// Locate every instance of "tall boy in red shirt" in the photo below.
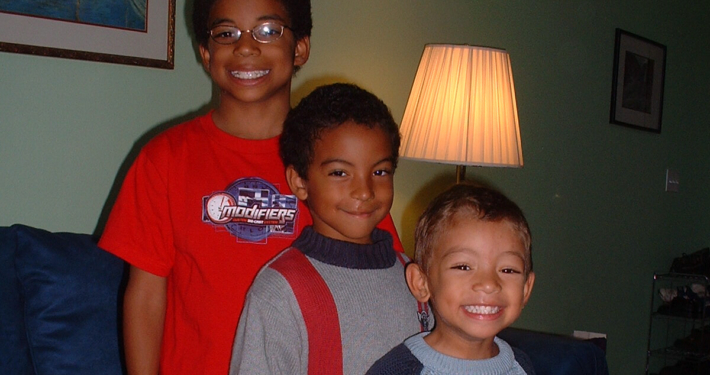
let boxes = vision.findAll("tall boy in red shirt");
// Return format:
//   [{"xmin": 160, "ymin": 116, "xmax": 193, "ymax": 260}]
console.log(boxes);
[{"xmin": 98, "ymin": 1, "xmax": 401, "ymax": 374}]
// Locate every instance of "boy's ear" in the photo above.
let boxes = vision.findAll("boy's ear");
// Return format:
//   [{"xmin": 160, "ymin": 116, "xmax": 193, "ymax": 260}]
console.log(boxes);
[
  {"xmin": 286, "ymin": 166, "xmax": 308, "ymax": 201},
  {"xmin": 199, "ymin": 44, "xmax": 211, "ymax": 71},
  {"xmin": 293, "ymin": 36, "xmax": 310, "ymax": 67},
  {"xmin": 522, "ymin": 271, "xmax": 535, "ymax": 306},
  {"xmin": 405, "ymin": 263, "xmax": 431, "ymax": 303}
]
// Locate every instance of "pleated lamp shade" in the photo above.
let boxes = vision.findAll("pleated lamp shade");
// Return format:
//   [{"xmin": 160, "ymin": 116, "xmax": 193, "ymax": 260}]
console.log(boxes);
[{"xmin": 400, "ymin": 44, "xmax": 523, "ymax": 169}]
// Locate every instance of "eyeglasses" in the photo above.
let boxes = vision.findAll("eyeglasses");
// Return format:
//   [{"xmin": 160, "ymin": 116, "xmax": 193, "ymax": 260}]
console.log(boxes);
[{"xmin": 208, "ymin": 22, "xmax": 291, "ymax": 44}]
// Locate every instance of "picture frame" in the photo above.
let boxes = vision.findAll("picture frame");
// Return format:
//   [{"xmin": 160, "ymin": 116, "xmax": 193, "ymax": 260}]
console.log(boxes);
[
  {"xmin": 0, "ymin": 0, "xmax": 175, "ymax": 69},
  {"xmin": 609, "ymin": 28, "xmax": 666, "ymax": 133}
]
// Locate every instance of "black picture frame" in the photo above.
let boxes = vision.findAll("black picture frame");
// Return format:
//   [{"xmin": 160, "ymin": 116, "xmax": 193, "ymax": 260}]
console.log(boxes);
[
  {"xmin": 0, "ymin": 0, "xmax": 175, "ymax": 69},
  {"xmin": 610, "ymin": 28, "xmax": 666, "ymax": 133}
]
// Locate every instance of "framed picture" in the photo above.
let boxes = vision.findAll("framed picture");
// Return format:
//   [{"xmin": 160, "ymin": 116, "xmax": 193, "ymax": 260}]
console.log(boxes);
[
  {"xmin": 609, "ymin": 28, "xmax": 666, "ymax": 133},
  {"xmin": 0, "ymin": 0, "xmax": 175, "ymax": 69}
]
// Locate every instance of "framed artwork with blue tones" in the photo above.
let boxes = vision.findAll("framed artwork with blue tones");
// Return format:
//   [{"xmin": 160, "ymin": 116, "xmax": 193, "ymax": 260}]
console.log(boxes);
[{"xmin": 0, "ymin": 0, "xmax": 175, "ymax": 69}]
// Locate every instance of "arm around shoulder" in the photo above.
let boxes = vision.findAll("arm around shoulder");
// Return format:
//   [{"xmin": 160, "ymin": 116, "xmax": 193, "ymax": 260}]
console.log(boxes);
[
  {"xmin": 512, "ymin": 347, "xmax": 536, "ymax": 375},
  {"xmin": 123, "ymin": 266, "xmax": 167, "ymax": 375},
  {"xmin": 366, "ymin": 343, "xmax": 423, "ymax": 375}
]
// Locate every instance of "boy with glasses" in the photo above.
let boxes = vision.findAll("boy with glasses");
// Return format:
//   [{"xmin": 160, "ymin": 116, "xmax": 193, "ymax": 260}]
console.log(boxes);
[{"xmin": 98, "ymin": 1, "xmax": 403, "ymax": 374}]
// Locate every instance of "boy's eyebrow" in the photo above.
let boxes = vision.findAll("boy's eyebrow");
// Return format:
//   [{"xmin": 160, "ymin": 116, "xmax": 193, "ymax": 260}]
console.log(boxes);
[
  {"xmin": 439, "ymin": 248, "xmax": 468, "ymax": 261},
  {"xmin": 319, "ymin": 157, "xmax": 395, "ymax": 168},
  {"xmin": 320, "ymin": 158, "xmax": 352, "ymax": 167},
  {"xmin": 439, "ymin": 248, "xmax": 526, "ymax": 263},
  {"xmin": 503, "ymin": 250, "xmax": 527, "ymax": 262},
  {"xmin": 209, "ymin": 14, "xmax": 289, "ymax": 28}
]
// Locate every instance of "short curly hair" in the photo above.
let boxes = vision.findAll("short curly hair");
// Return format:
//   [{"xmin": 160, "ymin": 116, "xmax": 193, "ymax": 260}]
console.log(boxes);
[
  {"xmin": 414, "ymin": 183, "xmax": 533, "ymax": 278},
  {"xmin": 192, "ymin": 0, "xmax": 312, "ymax": 47},
  {"xmin": 280, "ymin": 83, "xmax": 401, "ymax": 179}
]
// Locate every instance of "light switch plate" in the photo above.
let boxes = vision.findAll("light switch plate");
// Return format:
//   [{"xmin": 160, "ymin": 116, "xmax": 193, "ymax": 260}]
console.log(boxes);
[
  {"xmin": 665, "ymin": 169, "xmax": 679, "ymax": 192},
  {"xmin": 573, "ymin": 330, "xmax": 607, "ymax": 339}
]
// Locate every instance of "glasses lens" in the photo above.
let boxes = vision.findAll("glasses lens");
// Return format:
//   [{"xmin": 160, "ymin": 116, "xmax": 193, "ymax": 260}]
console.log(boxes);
[
  {"xmin": 252, "ymin": 23, "xmax": 284, "ymax": 43},
  {"xmin": 210, "ymin": 26, "xmax": 240, "ymax": 44}
]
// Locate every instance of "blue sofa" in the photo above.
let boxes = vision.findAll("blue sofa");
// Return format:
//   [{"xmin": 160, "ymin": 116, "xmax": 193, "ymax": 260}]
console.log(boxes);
[{"xmin": 0, "ymin": 224, "xmax": 609, "ymax": 375}]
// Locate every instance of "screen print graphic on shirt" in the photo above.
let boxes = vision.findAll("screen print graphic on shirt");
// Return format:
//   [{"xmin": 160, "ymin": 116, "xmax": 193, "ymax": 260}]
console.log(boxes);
[{"xmin": 202, "ymin": 177, "xmax": 299, "ymax": 243}]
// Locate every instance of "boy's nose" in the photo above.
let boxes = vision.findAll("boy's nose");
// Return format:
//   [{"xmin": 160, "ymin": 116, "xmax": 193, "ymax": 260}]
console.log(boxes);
[
  {"xmin": 351, "ymin": 176, "xmax": 374, "ymax": 201},
  {"xmin": 233, "ymin": 36, "xmax": 260, "ymax": 57},
  {"xmin": 472, "ymin": 271, "xmax": 502, "ymax": 294}
]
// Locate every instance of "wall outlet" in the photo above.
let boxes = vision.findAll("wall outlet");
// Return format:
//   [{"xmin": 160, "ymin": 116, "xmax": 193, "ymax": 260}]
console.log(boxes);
[{"xmin": 665, "ymin": 169, "xmax": 679, "ymax": 192}]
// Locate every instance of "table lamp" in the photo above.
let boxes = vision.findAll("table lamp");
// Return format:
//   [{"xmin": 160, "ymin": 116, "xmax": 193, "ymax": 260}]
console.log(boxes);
[{"xmin": 399, "ymin": 44, "xmax": 523, "ymax": 183}]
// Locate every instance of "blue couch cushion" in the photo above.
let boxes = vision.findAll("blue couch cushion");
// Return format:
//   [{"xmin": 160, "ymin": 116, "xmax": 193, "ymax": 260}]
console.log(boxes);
[
  {"xmin": 499, "ymin": 327, "xmax": 609, "ymax": 375},
  {"xmin": 0, "ymin": 226, "xmax": 34, "ymax": 375},
  {"xmin": 3, "ymin": 224, "xmax": 127, "ymax": 375}
]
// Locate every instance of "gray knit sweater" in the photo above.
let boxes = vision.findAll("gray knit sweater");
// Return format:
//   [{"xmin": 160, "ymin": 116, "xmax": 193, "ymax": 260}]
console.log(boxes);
[{"xmin": 229, "ymin": 227, "xmax": 425, "ymax": 374}]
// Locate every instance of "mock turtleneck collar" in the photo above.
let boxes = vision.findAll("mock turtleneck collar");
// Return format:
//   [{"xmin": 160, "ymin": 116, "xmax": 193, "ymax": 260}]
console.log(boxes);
[
  {"xmin": 291, "ymin": 227, "xmax": 396, "ymax": 269},
  {"xmin": 405, "ymin": 333, "xmax": 520, "ymax": 374}
]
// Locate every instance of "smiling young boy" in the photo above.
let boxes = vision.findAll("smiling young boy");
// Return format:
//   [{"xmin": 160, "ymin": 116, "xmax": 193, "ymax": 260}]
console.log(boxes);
[
  {"xmin": 368, "ymin": 184, "xmax": 536, "ymax": 375},
  {"xmin": 229, "ymin": 83, "xmax": 426, "ymax": 374}
]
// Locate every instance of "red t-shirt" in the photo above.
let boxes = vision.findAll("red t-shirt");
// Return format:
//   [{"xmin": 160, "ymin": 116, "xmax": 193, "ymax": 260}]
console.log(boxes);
[{"xmin": 99, "ymin": 112, "xmax": 403, "ymax": 375}]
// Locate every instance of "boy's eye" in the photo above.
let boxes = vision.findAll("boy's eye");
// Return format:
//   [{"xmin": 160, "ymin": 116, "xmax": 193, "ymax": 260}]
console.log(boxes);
[
  {"xmin": 373, "ymin": 169, "xmax": 391, "ymax": 177},
  {"xmin": 328, "ymin": 170, "xmax": 347, "ymax": 177},
  {"xmin": 255, "ymin": 24, "xmax": 281, "ymax": 38},
  {"xmin": 451, "ymin": 264, "xmax": 470, "ymax": 271},
  {"xmin": 211, "ymin": 26, "xmax": 238, "ymax": 41},
  {"xmin": 501, "ymin": 268, "xmax": 522, "ymax": 274}
]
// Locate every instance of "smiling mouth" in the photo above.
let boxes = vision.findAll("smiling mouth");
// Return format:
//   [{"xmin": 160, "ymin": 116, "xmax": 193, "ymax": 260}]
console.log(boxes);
[
  {"xmin": 464, "ymin": 305, "xmax": 501, "ymax": 315},
  {"xmin": 345, "ymin": 209, "xmax": 376, "ymax": 218},
  {"xmin": 230, "ymin": 70, "xmax": 269, "ymax": 79}
]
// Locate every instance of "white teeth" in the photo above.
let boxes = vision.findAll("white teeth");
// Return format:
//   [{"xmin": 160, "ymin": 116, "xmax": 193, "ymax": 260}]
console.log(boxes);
[
  {"xmin": 464, "ymin": 305, "xmax": 501, "ymax": 314},
  {"xmin": 231, "ymin": 70, "xmax": 269, "ymax": 79}
]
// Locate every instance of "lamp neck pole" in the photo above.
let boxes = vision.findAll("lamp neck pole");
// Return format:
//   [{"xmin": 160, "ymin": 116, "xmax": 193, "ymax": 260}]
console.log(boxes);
[{"xmin": 456, "ymin": 165, "xmax": 466, "ymax": 184}]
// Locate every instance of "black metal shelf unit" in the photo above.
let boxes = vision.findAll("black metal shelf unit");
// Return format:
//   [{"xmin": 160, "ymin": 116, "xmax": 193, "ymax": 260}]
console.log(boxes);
[{"xmin": 646, "ymin": 273, "xmax": 710, "ymax": 375}]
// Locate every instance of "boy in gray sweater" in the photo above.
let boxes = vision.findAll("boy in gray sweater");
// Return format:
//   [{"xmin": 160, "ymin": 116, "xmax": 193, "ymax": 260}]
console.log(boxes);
[{"xmin": 229, "ymin": 83, "xmax": 428, "ymax": 374}]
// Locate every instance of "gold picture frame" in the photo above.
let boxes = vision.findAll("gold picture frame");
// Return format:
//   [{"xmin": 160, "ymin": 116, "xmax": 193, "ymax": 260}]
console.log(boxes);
[{"xmin": 0, "ymin": 0, "xmax": 175, "ymax": 69}]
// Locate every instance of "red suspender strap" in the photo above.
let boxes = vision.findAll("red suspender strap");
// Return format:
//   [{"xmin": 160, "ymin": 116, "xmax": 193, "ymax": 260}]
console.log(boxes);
[
  {"xmin": 269, "ymin": 249, "xmax": 343, "ymax": 375},
  {"xmin": 394, "ymin": 252, "xmax": 431, "ymax": 333}
]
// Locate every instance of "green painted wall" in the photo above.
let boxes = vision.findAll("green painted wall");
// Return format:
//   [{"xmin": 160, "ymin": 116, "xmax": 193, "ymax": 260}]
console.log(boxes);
[{"xmin": 2, "ymin": 0, "xmax": 709, "ymax": 372}]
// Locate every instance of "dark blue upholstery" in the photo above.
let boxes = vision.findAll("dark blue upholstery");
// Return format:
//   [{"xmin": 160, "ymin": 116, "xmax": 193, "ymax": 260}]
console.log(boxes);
[
  {"xmin": 499, "ymin": 327, "xmax": 609, "ymax": 375},
  {"xmin": 0, "ymin": 225, "xmax": 33, "ymax": 374},
  {"xmin": 0, "ymin": 224, "xmax": 608, "ymax": 375},
  {"xmin": 0, "ymin": 225, "xmax": 127, "ymax": 375}
]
